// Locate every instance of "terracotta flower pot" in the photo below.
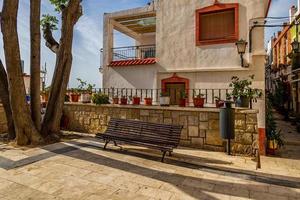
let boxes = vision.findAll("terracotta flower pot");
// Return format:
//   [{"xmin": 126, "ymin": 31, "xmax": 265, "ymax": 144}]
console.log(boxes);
[
  {"xmin": 132, "ymin": 97, "xmax": 141, "ymax": 105},
  {"xmin": 215, "ymin": 100, "xmax": 225, "ymax": 108},
  {"xmin": 120, "ymin": 97, "xmax": 128, "ymax": 105},
  {"xmin": 193, "ymin": 97, "xmax": 205, "ymax": 108},
  {"xmin": 179, "ymin": 98, "xmax": 187, "ymax": 107},
  {"xmin": 71, "ymin": 94, "xmax": 80, "ymax": 102},
  {"xmin": 144, "ymin": 98, "xmax": 153, "ymax": 106},
  {"xmin": 112, "ymin": 97, "xmax": 119, "ymax": 104}
]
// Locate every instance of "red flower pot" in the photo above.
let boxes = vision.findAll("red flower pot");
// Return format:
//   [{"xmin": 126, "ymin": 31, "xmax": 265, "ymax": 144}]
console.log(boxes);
[
  {"xmin": 179, "ymin": 98, "xmax": 187, "ymax": 107},
  {"xmin": 193, "ymin": 97, "xmax": 205, "ymax": 108},
  {"xmin": 215, "ymin": 100, "xmax": 225, "ymax": 108},
  {"xmin": 120, "ymin": 98, "xmax": 128, "ymax": 105},
  {"xmin": 132, "ymin": 97, "xmax": 141, "ymax": 105},
  {"xmin": 144, "ymin": 98, "xmax": 153, "ymax": 106},
  {"xmin": 71, "ymin": 94, "xmax": 80, "ymax": 102},
  {"xmin": 112, "ymin": 98, "xmax": 119, "ymax": 104}
]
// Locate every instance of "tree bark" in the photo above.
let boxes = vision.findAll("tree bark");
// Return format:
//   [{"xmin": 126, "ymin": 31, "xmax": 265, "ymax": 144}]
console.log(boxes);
[
  {"xmin": 30, "ymin": 0, "xmax": 41, "ymax": 131},
  {"xmin": 0, "ymin": 60, "xmax": 15, "ymax": 140},
  {"xmin": 1, "ymin": 0, "xmax": 42, "ymax": 145},
  {"xmin": 41, "ymin": 0, "xmax": 82, "ymax": 137}
]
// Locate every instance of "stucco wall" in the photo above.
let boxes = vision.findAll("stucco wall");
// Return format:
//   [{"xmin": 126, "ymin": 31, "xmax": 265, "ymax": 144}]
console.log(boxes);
[
  {"xmin": 103, "ymin": 64, "xmax": 160, "ymax": 89},
  {"xmin": 64, "ymin": 103, "xmax": 259, "ymax": 155}
]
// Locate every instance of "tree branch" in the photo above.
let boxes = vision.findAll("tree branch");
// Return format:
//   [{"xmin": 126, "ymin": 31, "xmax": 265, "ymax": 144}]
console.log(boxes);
[{"xmin": 43, "ymin": 23, "xmax": 59, "ymax": 53}]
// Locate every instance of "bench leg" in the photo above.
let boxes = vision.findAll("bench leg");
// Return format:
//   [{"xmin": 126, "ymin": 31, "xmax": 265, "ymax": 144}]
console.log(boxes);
[
  {"xmin": 161, "ymin": 151, "xmax": 167, "ymax": 162},
  {"xmin": 168, "ymin": 151, "xmax": 172, "ymax": 157},
  {"xmin": 104, "ymin": 140, "xmax": 110, "ymax": 150},
  {"xmin": 113, "ymin": 141, "xmax": 123, "ymax": 150}
]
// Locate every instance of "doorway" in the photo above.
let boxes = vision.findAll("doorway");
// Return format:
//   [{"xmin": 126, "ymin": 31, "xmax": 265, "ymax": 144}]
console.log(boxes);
[{"xmin": 165, "ymin": 83, "xmax": 186, "ymax": 105}]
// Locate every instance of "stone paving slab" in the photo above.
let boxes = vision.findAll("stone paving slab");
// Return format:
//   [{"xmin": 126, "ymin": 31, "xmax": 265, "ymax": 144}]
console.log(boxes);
[{"xmin": 0, "ymin": 138, "xmax": 299, "ymax": 200}]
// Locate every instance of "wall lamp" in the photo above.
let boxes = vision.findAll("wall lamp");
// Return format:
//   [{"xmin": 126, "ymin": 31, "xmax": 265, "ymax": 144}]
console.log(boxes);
[{"xmin": 235, "ymin": 39, "xmax": 249, "ymax": 68}]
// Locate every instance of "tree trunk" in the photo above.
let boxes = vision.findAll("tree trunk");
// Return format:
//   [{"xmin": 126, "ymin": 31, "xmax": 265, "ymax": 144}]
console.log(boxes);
[
  {"xmin": 30, "ymin": 0, "xmax": 41, "ymax": 131},
  {"xmin": 0, "ymin": 60, "xmax": 15, "ymax": 140},
  {"xmin": 1, "ymin": 0, "xmax": 42, "ymax": 145},
  {"xmin": 41, "ymin": 0, "xmax": 82, "ymax": 137}
]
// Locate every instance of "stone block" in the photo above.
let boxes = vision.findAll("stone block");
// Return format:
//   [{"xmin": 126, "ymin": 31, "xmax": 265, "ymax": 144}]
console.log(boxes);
[
  {"xmin": 180, "ymin": 129, "xmax": 188, "ymax": 140},
  {"xmin": 205, "ymin": 130, "xmax": 223, "ymax": 146},
  {"xmin": 84, "ymin": 118, "xmax": 90, "ymax": 125},
  {"xmin": 163, "ymin": 111, "xmax": 171, "ymax": 118},
  {"xmin": 199, "ymin": 112, "xmax": 208, "ymax": 121},
  {"xmin": 246, "ymin": 124, "xmax": 255, "ymax": 133},
  {"xmin": 208, "ymin": 113, "xmax": 219, "ymax": 120},
  {"xmin": 140, "ymin": 110, "xmax": 149, "ymax": 116},
  {"xmin": 179, "ymin": 116, "xmax": 188, "ymax": 127},
  {"xmin": 235, "ymin": 119, "xmax": 246, "ymax": 129},
  {"xmin": 199, "ymin": 122, "xmax": 209, "ymax": 130},
  {"xmin": 191, "ymin": 138, "xmax": 204, "ymax": 146},
  {"xmin": 208, "ymin": 120, "xmax": 219, "ymax": 130},
  {"xmin": 246, "ymin": 114, "xmax": 257, "ymax": 123},
  {"xmin": 188, "ymin": 115, "xmax": 198, "ymax": 126},
  {"xmin": 179, "ymin": 140, "xmax": 191, "ymax": 147},
  {"xmin": 199, "ymin": 129, "xmax": 206, "ymax": 138},
  {"xmin": 188, "ymin": 126, "xmax": 199, "ymax": 137},
  {"xmin": 164, "ymin": 118, "xmax": 172, "ymax": 124}
]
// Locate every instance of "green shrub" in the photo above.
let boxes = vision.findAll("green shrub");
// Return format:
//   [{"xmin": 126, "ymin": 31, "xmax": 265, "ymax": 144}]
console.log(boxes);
[{"xmin": 92, "ymin": 93, "xmax": 110, "ymax": 105}]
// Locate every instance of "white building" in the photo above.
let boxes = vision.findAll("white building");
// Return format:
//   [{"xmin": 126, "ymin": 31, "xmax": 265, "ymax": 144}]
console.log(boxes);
[{"xmin": 102, "ymin": 0, "xmax": 271, "ymax": 135}]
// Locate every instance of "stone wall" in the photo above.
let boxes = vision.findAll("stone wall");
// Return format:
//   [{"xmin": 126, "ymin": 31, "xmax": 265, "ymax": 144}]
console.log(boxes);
[
  {"xmin": 0, "ymin": 105, "xmax": 8, "ymax": 134},
  {"xmin": 64, "ymin": 103, "xmax": 259, "ymax": 155}
]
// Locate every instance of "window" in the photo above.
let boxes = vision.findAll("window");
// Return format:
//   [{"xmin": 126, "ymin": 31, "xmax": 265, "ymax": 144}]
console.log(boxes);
[{"xmin": 196, "ymin": 3, "xmax": 239, "ymax": 46}]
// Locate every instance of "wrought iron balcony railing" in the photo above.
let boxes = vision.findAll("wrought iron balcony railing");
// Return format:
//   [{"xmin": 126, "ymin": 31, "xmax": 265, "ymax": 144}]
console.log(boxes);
[{"xmin": 112, "ymin": 45, "xmax": 156, "ymax": 61}]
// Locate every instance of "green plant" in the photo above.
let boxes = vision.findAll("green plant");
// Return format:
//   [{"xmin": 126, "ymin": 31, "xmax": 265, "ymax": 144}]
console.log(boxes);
[
  {"xmin": 92, "ymin": 93, "xmax": 110, "ymax": 105},
  {"xmin": 76, "ymin": 78, "xmax": 95, "ymax": 93},
  {"xmin": 195, "ymin": 93, "xmax": 204, "ymax": 98},
  {"xmin": 229, "ymin": 75, "xmax": 262, "ymax": 99},
  {"xmin": 180, "ymin": 91, "xmax": 187, "ymax": 99},
  {"xmin": 266, "ymin": 95, "xmax": 284, "ymax": 147},
  {"xmin": 41, "ymin": 14, "xmax": 58, "ymax": 31},
  {"xmin": 160, "ymin": 91, "xmax": 170, "ymax": 97},
  {"xmin": 214, "ymin": 96, "xmax": 221, "ymax": 101}
]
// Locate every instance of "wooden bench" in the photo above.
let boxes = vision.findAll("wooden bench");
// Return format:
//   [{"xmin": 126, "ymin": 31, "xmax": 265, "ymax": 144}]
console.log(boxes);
[{"xmin": 96, "ymin": 118, "xmax": 183, "ymax": 162}]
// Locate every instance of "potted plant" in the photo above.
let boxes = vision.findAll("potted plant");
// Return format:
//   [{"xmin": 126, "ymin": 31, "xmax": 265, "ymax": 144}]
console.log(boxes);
[
  {"xmin": 120, "ymin": 96, "xmax": 128, "ymax": 105},
  {"xmin": 70, "ymin": 88, "xmax": 81, "ymax": 102},
  {"xmin": 160, "ymin": 91, "xmax": 170, "ymax": 106},
  {"xmin": 266, "ymin": 97, "xmax": 284, "ymax": 155},
  {"xmin": 132, "ymin": 95, "xmax": 141, "ymax": 105},
  {"xmin": 112, "ymin": 96, "xmax": 119, "ymax": 104},
  {"xmin": 144, "ymin": 97, "xmax": 153, "ymax": 106},
  {"xmin": 179, "ymin": 91, "xmax": 187, "ymax": 107},
  {"xmin": 92, "ymin": 93, "xmax": 110, "ymax": 105},
  {"xmin": 77, "ymin": 78, "xmax": 95, "ymax": 103},
  {"xmin": 214, "ymin": 96, "xmax": 224, "ymax": 108},
  {"xmin": 193, "ymin": 94, "xmax": 205, "ymax": 108},
  {"xmin": 229, "ymin": 75, "xmax": 262, "ymax": 108}
]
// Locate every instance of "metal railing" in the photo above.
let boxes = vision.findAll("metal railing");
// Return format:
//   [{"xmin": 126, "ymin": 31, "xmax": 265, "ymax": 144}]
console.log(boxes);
[
  {"xmin": 90, "ymin": 88, "xmax": 232, "ymax": 105},
  {"xmin": 112, "ymin": 45, "xmax": 156, "ymax": 61}
]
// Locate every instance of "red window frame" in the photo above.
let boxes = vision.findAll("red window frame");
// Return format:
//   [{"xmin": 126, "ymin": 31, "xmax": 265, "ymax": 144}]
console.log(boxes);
[{"xmin": 195, "ymin": 3, "xmax": 239, "ymax": 46}]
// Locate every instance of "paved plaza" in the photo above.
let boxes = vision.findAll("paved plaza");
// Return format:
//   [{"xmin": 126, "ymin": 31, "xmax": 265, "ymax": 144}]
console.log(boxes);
[{"xmin": 0, "ymin": 134, "xmax": 299, "ymax": 200}]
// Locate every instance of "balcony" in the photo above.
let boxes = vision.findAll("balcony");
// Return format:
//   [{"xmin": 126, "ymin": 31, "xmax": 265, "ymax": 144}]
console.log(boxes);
[{"xmin": 109, "ymin": 45, "xmax": 156, "ymax": 67}]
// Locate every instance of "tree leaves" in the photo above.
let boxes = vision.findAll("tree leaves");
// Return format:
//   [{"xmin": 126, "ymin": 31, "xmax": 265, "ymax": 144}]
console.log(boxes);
[{"xmin": 41, "ymin": 14, "xmax": 58, "ymax": 31}]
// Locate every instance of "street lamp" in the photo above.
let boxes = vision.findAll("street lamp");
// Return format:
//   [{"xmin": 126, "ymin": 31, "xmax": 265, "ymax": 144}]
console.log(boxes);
[
  {"xmin": 235, "ymin": 39, "xmax": 248, "ymax": 67},
  {"xmin": 291, "ymin": 39, "xmax": 300, "ymax": 53}
]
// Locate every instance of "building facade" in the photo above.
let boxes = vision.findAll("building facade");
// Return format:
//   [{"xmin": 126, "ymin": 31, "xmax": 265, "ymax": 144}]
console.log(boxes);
[
  {"xmin": 266, "ymin": 3, "xmax": 300, "ymax": 114},
  {"xmin": 102, "ymin": 0, "xmax": 270, "ymax": 138}
]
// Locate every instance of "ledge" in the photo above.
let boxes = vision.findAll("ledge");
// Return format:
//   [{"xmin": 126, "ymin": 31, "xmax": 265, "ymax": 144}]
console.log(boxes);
[
  {"xmin": 64, "ymin": 103, "xmax": 258, "ymax": 114},
  {"xmin": 158, "ymin": 67, "xmax": 250, "ymax": 73}
]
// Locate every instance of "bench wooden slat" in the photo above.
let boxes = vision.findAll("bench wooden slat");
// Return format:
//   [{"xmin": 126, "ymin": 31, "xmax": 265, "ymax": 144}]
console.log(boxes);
[{"xmin": 96, "ymin": 118, "xmax": 183, "ymax": 162}]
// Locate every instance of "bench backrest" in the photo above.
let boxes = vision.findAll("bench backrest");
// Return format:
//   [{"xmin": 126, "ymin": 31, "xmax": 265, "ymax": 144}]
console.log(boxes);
[{"xmin": 106, "ymin": 118, "xmax": 183, "ymax": 147}]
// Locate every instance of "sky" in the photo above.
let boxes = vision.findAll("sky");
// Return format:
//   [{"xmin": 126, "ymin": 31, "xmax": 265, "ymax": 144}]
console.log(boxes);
[
  {"xmin": 0, "ymin": 0, "xmax": 149, "ymax": 88},
  {"xmin": 0, "ymin": 0, "xmax": 298, "ymax": 88},
  {"xmin": 265, "ymin": 0, "xmax": 297, "ymax": 44}
]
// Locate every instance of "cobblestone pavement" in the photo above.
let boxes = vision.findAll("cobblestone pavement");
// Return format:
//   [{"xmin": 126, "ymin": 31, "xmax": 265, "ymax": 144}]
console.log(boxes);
[{"xmin": 0, "ymin": 137, "xmax": 299, "ymax": 200}]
